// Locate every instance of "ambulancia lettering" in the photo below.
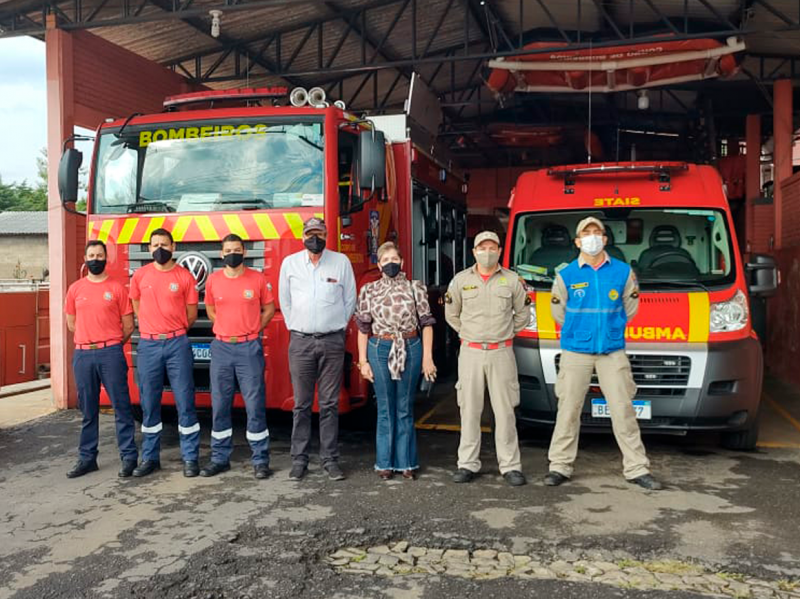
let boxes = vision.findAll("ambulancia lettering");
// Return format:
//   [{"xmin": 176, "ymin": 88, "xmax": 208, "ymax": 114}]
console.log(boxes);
[{"xmin": 593, "ymin": 197, "xmax": 641, "ymax": 207}]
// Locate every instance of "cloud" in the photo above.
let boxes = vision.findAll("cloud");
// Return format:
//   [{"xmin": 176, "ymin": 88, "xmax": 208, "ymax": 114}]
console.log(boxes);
[{"xmin": 0, "ymin": 37, "xmax": 46, "ymax": 185}]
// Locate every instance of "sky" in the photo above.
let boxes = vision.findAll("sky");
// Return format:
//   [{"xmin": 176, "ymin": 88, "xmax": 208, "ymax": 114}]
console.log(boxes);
[{"xmin": 0, "ymin": 36, "xmax": 48, "ymax": 186}]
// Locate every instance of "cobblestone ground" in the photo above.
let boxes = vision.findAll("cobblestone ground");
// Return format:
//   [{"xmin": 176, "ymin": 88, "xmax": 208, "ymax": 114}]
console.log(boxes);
[{"xmin": 326, "ymin": 544, "xmax": 799, "ymax": 598}]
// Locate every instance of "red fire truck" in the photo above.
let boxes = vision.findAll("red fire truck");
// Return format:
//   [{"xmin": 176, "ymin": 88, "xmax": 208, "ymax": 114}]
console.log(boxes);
[
  {"xmin": 58, "ymin": 86, "xmax": 467, "ymax": 416},
  {"xmin": 506, "ymin": 162, "xmax": 777, "ymax": 450}
]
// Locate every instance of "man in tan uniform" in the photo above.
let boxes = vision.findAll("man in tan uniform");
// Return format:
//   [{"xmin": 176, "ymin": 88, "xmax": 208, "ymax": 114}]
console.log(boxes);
[
  {"xmin": 546, "ymin": 217, "xmax": 662, "ymax": 490},
  {"xmin": 445, "ymin": 231, "xmax": 530, "ymax": 487}
]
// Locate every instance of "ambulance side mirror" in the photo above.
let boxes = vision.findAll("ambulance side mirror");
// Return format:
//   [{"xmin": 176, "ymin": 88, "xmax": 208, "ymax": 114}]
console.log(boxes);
[
  {"xmin": 746, "ymin": 254, "xmax": 779, "ymax": 298},
  {"xmin": 58, "ymin": 148, "xmax": 83, "ymax": 205},
  {"xmin": 357, "ymin": 130, "xmax": 386, "ymax": 192}
]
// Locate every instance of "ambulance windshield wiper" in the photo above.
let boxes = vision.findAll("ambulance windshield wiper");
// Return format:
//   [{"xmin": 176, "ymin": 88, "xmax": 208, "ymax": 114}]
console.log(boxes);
[{"xmin": 638, "ymin": 279, "xmax": 709, "ymax": 292}]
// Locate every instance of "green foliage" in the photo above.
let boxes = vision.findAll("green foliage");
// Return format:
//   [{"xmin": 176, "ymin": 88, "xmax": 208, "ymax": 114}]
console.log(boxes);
[{"xmin": 0, "ymin": 176, "xmax": 48, "ymax": 211}]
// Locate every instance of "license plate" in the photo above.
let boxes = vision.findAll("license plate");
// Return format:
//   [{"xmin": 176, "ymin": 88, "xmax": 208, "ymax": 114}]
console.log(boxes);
[
  {"xmin": 191, "ymin": 343, "xmax": 211, "ymax": 361},
  {"xmin": 591, "ymin": 399, "xmax": 652, "ymax": 420}
]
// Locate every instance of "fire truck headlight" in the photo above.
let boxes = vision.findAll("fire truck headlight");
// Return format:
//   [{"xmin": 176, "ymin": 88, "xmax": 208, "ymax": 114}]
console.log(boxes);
[
  {"xmin": 709, "ymin": 289, "xmax": 748, "ymax": 333},
  {"xmin": 525, "ymin": 304, "xmax": 538, "ymax": 332}
]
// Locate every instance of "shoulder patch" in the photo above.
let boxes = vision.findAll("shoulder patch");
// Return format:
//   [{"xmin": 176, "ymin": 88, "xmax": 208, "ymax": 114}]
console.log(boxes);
[
  {"xmin": 524, "ymin": 295, "xmax": 532, "ymax": 306},
  {"xmin": 445, "ymin": 292, "xmax": 453, "ymax": 304},
  {"xmin": 551, "ymin": 296, "xmax": 561, "ymax": 304}
]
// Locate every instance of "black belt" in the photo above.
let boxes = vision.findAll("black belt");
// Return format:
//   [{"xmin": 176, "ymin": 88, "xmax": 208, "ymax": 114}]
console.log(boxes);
[{"xmin": 291, "ymin": 330, "xmax": 344, "ymax": 339}]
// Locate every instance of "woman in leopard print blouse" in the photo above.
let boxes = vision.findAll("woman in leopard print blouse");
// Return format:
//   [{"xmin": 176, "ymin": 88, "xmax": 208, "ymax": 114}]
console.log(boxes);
[{"xmin": 355, "ymin": 242, "xmax": 437, "ymax": 481}]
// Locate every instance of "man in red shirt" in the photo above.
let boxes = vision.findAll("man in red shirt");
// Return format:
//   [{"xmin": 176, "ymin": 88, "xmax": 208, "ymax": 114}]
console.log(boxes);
[
  {"xmin": 202, "ymin": 234, "xmax": 276, "ymax": 479},
  {"xmin": 129, "ymin": 228, "xmax": 200, "ymax": 478},
  {"xmin": 65, "ymin": 240, "xmax": 138, "ymax": 478}
]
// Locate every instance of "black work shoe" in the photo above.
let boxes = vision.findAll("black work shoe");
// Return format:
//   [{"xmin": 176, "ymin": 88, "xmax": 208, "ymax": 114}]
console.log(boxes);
[
  {"xmin": 66, "ymin": 459, "xmax": 99, "ymax": 478},
  {"xmin": 254, "ymin": 464, "xmax": 273, "ymax": 479},
  {"xmin": 544, "ymin": 471, "xmax": 570, "ymax": 487},
  {"xmin": 199, "ymin": 462, "xmax": 230, "ymax": 477},
  {"xmin": 289, "ymin": 464, "xmax": 307, "ymax": 480},
  {"xmin": 503, "ymin": 470, "xmax": 527, "ymax": 487},
  {"xmin": 452, "ymin": 468, "xmax": 476, "ymax": 483},
  {"xmin": 183, "ymin": 461, "xmax": 200, "ymax": 478},
  {"xmin": 118, "ymin": 460, "xmax": 137, "ymax": 478},
  {"xmin": 132, "ymin": 460, "xmax": 161, "ymax": 478},
  {"xmin": 324, "ymin": 462, "xmax": 346, "ymax": 481},
  {"xmin": 628, "ymin": 474, "xmax": 664, "ymax": 491}
]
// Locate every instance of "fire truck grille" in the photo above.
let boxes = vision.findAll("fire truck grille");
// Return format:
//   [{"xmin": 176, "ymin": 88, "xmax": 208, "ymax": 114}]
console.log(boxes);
[{"xmin": 555, "ymin": 354, "xmax": 691, "ymax": 387}]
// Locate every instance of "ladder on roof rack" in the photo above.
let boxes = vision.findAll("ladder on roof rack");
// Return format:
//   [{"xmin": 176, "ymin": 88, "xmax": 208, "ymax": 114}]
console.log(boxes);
[{"xmin": 547, "ymin": 163, "xmax": 688, "ymax": 194}]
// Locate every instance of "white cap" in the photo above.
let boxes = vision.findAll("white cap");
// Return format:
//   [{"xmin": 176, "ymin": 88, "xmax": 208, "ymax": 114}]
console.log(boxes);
[{"xmin": 575, "ymin": 217, "xmax": 605, "ymax": 237}]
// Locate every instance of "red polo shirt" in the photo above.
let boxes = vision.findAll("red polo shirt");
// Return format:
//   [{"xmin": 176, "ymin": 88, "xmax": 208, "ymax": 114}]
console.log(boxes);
[
  {"xmin": 129, "ymin": 263, "xmax": 199, "ymax": 335},
  {"xmin": 65, "ymin": 277, "xmax": 132, "ymax": 345},
  {"xmin": 205, "ymin": 267, "xmax": 273, "ymax": 338}
]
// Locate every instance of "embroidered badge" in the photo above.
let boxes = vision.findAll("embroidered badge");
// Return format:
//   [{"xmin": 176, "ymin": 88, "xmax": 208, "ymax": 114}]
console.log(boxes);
[
  {"xmin": 444, "ymin": 292, "xmax": 453, "ymax": 304},
  {"xmin": 499, "ymin": 277, "xmax": 507, "ymax": 285},
  {"xmin": 169, "ymin": 282, "xmax": 179, "ymax": 292},
  {"xmin": 462, "ymin": 285, "xmax": 478, "ymax": 291},
  {"xmin": 574, "ymin": 289, "xmax": 586, "ymax": 299},
  {"xmin": 609, "ymin": 289, "xmax": 620, "ymax": 301},
  {"xmin": 570, "ymin": 282, "xmax": 589, "ymax": 290},
  {"xmin": 243, "ymin": 289, "xmax": 254, "ymax": 299},
  {"xmin": 103, "ymin": 291, "xmax": 113, "ymax": 301},
  {"xmin": 524, "ymin": 295, "xmax": 532, "ymax": 306}
]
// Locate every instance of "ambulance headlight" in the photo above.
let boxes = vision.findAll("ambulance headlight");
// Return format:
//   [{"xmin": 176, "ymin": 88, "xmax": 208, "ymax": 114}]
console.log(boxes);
[
  {"xmin": 709, "ymin": 289, "xmax": 748, "ymax": 333},
  {"xmin": 525, "ymin": 304, "xmax": 538, "ymax": 332}
]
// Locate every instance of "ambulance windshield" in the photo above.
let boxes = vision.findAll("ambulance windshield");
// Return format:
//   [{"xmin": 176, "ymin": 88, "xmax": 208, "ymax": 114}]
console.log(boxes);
[
  {"xmin": 511, "ymin": 208, "xmax": 735, "ymax": 290},
  {"xmin": 91, "ymin": 120, "xmax": 324, "ymax": 214}
]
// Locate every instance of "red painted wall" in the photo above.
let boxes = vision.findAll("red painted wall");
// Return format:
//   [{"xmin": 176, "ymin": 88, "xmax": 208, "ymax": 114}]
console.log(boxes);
[{"xmin": 467, "ymin": 167, "xmax": 528, "ymax": 214}]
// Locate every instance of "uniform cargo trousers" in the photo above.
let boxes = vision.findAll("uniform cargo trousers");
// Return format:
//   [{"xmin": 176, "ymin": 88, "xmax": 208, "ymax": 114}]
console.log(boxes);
[
  {"xmin": 209, "ymin": 339, "xmax": 270, "ymax": 466},
  {"xmin": 549, "ymin": 349, "xmax": 650, "ymax": 480},
  {"xmin": 288, "ymin": 330, "xmax": 345, "ymax": 467},
  {"xmin": 137, "ymin": 335, "xmax": 200, "ymax": 463},
  {"xmin": 456, "ymin": 345, "xmax": 522, "ymax": 475},
  {"xmin": 73, "ymin": 344, "xmax": 138, "ymax": 463}
]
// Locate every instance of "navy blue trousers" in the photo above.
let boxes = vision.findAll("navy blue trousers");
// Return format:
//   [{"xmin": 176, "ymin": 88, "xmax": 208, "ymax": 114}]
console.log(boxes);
[
  {"xmin": 73, "ymin": 344, "xmax": 138, "ymax": 463},
  {"xmin": 137, "ymin": 335, "xmax": 200, "ymax": 462},
  {"xmin": 210, "ymin": 339, "xmax": 269, "ymax": 465}
]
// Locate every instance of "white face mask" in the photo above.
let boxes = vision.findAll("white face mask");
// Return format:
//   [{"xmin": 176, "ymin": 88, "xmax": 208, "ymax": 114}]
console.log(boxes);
[{"xmin": 579, "ymin": 234, "xmax": 604, "ymax": 257}]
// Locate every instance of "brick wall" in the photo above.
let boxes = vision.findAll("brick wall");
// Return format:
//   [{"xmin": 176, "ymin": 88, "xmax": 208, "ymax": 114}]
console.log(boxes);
[{"xmin": 781, "ymin": 172, "xmax": 800, "ymax": 248}]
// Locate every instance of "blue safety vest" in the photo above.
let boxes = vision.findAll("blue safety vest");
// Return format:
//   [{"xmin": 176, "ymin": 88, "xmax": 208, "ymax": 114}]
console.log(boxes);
[{"xmin": 559, "ymin": 258, "xmax": 631, "ymax": 354}]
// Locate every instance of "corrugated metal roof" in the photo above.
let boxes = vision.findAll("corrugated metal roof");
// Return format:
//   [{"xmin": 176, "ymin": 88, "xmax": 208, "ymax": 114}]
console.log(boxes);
[{"xmin": 0, "ymin": 212, "xmax": 48, "ymax": 235}]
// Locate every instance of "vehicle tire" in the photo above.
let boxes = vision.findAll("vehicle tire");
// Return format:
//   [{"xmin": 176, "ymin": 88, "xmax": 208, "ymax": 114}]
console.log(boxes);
[
  {"xmin": 720, "ymin": 413, "xmax": 760, "ymax": 451},
  {"xmin": 131, "ymin": 404, "xmax": 143, "ymax": 423}
]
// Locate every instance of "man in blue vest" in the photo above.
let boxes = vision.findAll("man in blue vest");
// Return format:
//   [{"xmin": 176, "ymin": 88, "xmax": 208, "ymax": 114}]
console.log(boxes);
[{"xmin": 545, "ymin": 217, "xmax": 662, "ymax": 490}]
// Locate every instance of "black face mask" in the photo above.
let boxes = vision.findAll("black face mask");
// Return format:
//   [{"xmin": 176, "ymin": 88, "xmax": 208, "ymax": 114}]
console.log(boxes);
[
  {"xmin": 382, "ymin": 262, "xmax": 401, "ymax": 278},
  {"xmin": 222, "ymin": 253, "xmax": 244, "ymax": 268},
  {"xmin": 85, "ymin": 259, "xmax": 106, "ymax": 275},
  {"xmin": 304, "ymin": 235, "xmax": 326, "ymax": 254},
  {"xmin": 152, "ymin": 247, "xmax": 173, "ymax": 265}
]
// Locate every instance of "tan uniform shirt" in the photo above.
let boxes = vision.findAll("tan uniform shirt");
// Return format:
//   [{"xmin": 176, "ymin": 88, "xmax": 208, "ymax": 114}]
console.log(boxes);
[
  {"xmin": 445, "ymin": 265, "xmax": 530, "ymax": 343},
  {"xmin": 550, "ymin": 253, "xmax": 639, "ymax": 325}
]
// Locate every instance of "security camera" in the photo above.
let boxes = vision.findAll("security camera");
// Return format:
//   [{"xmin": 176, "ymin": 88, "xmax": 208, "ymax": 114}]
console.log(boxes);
[{"xmin": 209, "ymin": 10, "xmax": 222, "ymax": 38}]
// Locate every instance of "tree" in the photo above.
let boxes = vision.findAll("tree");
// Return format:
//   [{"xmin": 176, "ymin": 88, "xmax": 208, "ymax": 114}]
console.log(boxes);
[{"xmin": 0, "ymin": 147, "xmax": 87, "ymax": 212}]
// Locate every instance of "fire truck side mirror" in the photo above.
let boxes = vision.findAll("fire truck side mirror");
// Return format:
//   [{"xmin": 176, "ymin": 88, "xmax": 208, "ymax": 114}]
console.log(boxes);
[
  {"xmin": 746, "ymin": 254, "xmax": 779, "ymax": 298},
  {"xmin": 58, "ymin": 148, "xmax": 83, "ymax": 205},
  {"xmin": 357, "ymin": 130, "xmax": 386, "ymax": 192}
]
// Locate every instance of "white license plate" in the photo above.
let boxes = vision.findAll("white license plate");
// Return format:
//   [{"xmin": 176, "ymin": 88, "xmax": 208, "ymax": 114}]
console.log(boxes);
[
  {"xmin": 591, "ymin": 399, "xmax": 652, "ymax": 420},
  {"xmin": 191, "ymin": 343, "xmax": 211, "ymax": 361}
]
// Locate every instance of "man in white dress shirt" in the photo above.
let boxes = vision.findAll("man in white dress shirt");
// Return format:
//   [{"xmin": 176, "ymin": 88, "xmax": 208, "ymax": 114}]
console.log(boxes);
[{"xmin": 278, "ymin": 217, "xmax": 356, "ymax": 481}]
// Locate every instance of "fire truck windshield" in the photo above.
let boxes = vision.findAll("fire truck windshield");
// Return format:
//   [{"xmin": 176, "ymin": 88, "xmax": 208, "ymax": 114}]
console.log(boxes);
[
  {"xmin": 91, "ymin": 121, "xmax": 324, "ymax": 214},
  {"xmin": 511, "ymin": 208, "xmax": 736, "ymax": 290}
]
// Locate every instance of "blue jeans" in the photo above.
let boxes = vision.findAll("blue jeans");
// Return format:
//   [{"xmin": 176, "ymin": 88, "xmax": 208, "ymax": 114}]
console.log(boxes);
[
  {"xmin": 368, "ymin": 337, "xmax": 422, "ymax": 471},
  {"xmin": 210, "ymin": 339, "xmax": 269, "ymax": 466}
]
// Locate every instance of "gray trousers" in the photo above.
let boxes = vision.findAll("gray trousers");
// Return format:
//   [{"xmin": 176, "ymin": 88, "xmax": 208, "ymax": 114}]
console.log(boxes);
[{"xmin": 288, "ymin": 330, "xmax": 345, "ymax": 466}]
